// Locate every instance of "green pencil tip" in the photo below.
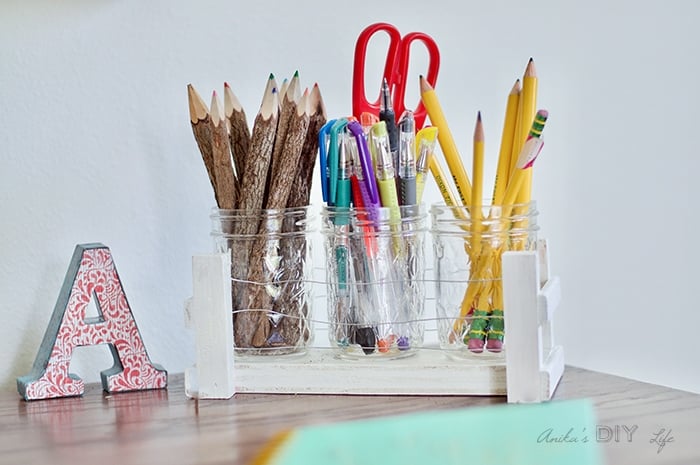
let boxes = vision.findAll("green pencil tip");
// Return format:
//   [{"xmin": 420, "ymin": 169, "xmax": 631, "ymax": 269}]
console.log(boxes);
[
  {"xmin": 293, "ymin": 70, "xmax": 299, "ymax": 78},
  {"xmin": 269, "ymin": 73, "xmax": 275, "ymax": 79}
]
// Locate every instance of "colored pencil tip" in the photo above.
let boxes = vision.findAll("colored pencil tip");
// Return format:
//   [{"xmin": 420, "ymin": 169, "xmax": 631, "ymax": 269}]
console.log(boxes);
[
  {"xmin": 269, "ymin": 73, "xmax": 275, "ymax": 79},
  {"xmin": 293, "ymin": 70, "xmax": 299, "ymax": 78},
  {"xmin": 477, "ymin": 111, "xmax": 482, "ymax": 121},
  {"xmin": 313, "ymin": 82, "xmax": 319, "ymax": 88},
  {"xmin": 224, "ymin": 82, "xmax": 230, "ymax": 88},
  {"xmin": 212, "ymin": 90, "xmax": 218, "ymax": 97}
]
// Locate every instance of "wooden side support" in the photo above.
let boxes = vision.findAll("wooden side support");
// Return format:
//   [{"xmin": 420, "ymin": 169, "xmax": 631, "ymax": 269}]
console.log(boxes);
[
  {"xmin": 503, "ymin": 240, "xmax": 565, "ymax": 403},
  {"xmin": 184, "ymin": 253, "xmax": 235, "ymax": 399}
]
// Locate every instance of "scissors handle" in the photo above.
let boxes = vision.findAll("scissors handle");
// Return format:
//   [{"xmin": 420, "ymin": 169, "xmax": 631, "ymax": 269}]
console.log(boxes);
[
  {"xmin": 352, "ymin": 22, "xmax": 402, "ymax": 120},
  {"xmin": 391, "ymin": 32, "xmax": 440, "ymax": 129}
]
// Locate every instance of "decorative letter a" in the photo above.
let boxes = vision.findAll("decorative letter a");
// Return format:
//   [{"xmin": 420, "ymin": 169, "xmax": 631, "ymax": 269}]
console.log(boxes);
[{"xmin": 17, "ymin": 243, "xmax": 167, "ymax": 400}]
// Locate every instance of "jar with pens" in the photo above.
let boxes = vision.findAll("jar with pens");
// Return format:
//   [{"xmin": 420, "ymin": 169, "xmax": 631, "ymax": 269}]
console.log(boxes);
[
  {"xmin": 322, "ymin": 204, "xmax": 427, "ymax": 359},
  {"xmin": 319, "ymin": 113, "xmax": 430, "ymax": 358}
]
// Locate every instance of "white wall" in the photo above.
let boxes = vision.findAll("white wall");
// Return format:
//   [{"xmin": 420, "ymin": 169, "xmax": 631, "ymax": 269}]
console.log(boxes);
[{"xmin": 2, "ymin": 0, "xmax": 699, "ymax": 394}]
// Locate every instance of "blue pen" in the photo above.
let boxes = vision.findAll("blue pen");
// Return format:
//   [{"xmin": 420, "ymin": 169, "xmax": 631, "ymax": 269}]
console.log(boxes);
[{"xmin": 318, "ymin": 119, "xmax": 336, "ymax": 204}]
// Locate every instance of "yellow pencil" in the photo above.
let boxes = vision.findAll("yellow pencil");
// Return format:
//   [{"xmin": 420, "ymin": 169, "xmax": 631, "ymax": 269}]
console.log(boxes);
[
  {"xmin": 470, "ymin": 112, "xmax": 485, "ymax": 257},
  {"xmin": 514, "ymin": 59, "xmax": 538, "ymax": 204},
  {"xmin": 420, "ymin": 75, "xmax": 472, "ymax": 207},
  {"xmin": 491, "ymin": 79, "xmax": 521, "ymax": 206},
  {"xmin": 502, "ymin": 109, "xmax": 548, "ymax": 213}
]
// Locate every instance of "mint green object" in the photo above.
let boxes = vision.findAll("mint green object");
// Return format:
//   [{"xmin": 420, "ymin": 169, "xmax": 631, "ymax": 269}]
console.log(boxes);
[{"xmin": 265, "ymin": 399, "xmax": 602, "ymax": 465}]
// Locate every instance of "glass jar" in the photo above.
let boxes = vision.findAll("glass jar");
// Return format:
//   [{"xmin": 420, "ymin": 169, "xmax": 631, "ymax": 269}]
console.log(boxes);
[
  {"xmin": 430, "ymin": 201, "xmax": 538, "ymax": 356},
  {"xmin": 211, "ymin": 207, "xmax": 315, "ymax": 356},
  {"xmin": 321, "ymin": 204, "xmax": 427, "ymax": 359}
]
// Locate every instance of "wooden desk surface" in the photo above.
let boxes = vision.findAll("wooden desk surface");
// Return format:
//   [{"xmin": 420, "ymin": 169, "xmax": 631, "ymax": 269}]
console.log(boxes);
[{"xmin": 1, "ymin": 367, "xmax": 698, "ymax": 465}]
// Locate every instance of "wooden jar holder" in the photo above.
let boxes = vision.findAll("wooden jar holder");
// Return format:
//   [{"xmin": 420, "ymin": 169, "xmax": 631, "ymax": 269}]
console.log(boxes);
[{"xmin": 184, "ymin": 239, "xmax": 563, "ymax": 403}]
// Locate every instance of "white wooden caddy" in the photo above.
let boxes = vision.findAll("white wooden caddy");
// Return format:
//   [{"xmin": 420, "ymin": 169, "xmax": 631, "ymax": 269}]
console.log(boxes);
[{"xmin": 183, "ymin": 239, "xmax": 563, "ymax": 403}]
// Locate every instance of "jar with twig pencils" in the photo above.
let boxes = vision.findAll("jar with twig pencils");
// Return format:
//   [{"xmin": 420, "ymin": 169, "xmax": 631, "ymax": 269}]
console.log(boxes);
[
  {"xmin": 321, "ymin": 204, "xmax": 427, "ymax": 359},
  {"xmin": 211, "ymin": 207, "xmax": 315, "ymax": 356},
  {"xmin": 431, "ymin": 201, "xmax": 538, "ymax": 357}
]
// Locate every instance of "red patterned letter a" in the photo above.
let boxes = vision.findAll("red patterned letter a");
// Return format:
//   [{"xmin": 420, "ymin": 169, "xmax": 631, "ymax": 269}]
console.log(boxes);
[{"xmin": 17, "ymin": 243, "xmax": 167, "ymax": 400}]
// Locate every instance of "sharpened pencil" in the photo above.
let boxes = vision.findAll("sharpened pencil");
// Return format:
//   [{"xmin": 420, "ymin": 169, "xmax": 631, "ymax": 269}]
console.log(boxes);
[
  {"xmin": 210, "ymin": 90, "xmax": 238, "ymax": 210},
  {"xmin": 224, "ymin": 82, "xmax": 250, "ymax": 180},
  {"xmin": 187, "ymin": 84, "xmax": 217, "ymax": 199}
]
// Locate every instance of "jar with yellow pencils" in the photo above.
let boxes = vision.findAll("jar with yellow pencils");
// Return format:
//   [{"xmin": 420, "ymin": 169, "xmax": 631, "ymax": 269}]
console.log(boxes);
[{"xmin": 431, "ymin": 201, "xmax": 538, "ymax": 356}]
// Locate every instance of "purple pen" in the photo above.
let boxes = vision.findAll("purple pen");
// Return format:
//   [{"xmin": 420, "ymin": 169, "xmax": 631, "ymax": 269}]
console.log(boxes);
[
  {"xmin": 346, "ymin": 121, "xmax": 379, "ymax": 205},
  {"xmin": 346, "ymin": 121, "xmax": 381, "ymax": 223}
]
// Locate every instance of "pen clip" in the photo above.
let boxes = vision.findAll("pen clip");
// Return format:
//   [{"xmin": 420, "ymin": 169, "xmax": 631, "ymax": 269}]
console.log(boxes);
[
  {"xmin": 318, "ymin": 119, "xmax": 337, "ymax": 203},
  {"xmin": 347, "ymin": 121, "xmax": 379, "ymax": 206},
  {"xmin": 328, "ymin": 118, "xmax": 349, "ymax": 205}
]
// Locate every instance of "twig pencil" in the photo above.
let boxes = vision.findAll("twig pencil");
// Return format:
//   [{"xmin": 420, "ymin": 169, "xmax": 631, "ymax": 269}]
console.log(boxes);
[
  {"xmin": 267, "ymin": 71, "xmax": 300, "ymax": 204},
  {"xmin": 187, "ymin": 84, "xmax": 217, "ymax": 200},
  {"xmin": 236, "ymin": 86, "xmax": 279, "ymax": 214},
  {"xmin": 264, "ymin": 88, "xmax": 310, "ymax": 210},
  {"xmin": 249, "ymin": 90, "xmax": 311, "ymax": 348},
  {"xmin": 287, "ymin": 83, "xmax": 327, "ymax": 208},
  {"xmin": 263, "ymin": 73, "xmax": 278, "ymax": 101},
  {"xmin": 278, "ymin": 83, "xmax": 326, "ymax": 346},
  {"xmin": 278, "ymin": 78, "xmax": 289, "ymax": 104},
  {"xmin": 264, "ymin": 89, "xmax": 312, "ymax": 347},
  {"xmin": 233, "ymin": 85, "xmax": 279, "ymax": 348},
  {"xmin": 420, "ymin": 75, "xmax": 472, "ymax": 207},
  {"xmin": 210, "ymin": 91, "xmax": 238, "ymax": 210},
  {"xmin": 224, "ymin": 82, "xmax": 250, "ymax": 180}
]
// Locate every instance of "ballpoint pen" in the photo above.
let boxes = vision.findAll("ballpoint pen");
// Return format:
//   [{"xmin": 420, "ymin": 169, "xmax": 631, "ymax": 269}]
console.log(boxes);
[
  {"xmin": 328, "ymin": 118, "xmax": 348, "ymax": 206},
  {"xmin": 398, "ymin": 110, "xmax": 417, "ymax": 206},
  {"xmin": 379, "ymin": 78, "xmax": 399, "ymax": 178},
  {"xmin": 415, "ymin": 126, "xmax": 438, "ymax": 204},
  {"xmin": 333, "ymin": 131, "xmax": 353, "ymax": 345},
  {"xmin": 370, "ymin": 121, "xmax": 401, "ymax": 226},
  {"xmin": 346, "ymin": 121, "xmax": 380, "ymax": 222}
]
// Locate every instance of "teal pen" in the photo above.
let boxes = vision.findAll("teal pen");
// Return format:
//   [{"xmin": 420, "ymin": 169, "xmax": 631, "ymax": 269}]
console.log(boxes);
[
  {"xmin": 328, "ymin": 118, "xmax": 348, "ymax": 206},
  {"xmin": 333, "ymin": 132, "xmax": 353, "ymax": 344},
  {"xmin": 398, "ymin": 110, "xmax": 417, "ymax": 206}
]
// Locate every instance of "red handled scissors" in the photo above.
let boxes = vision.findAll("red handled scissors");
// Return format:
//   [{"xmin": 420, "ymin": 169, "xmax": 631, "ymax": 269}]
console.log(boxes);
[{"xmin": 352, "ymin": 22, "xmax": 440, "ymax": 129}]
